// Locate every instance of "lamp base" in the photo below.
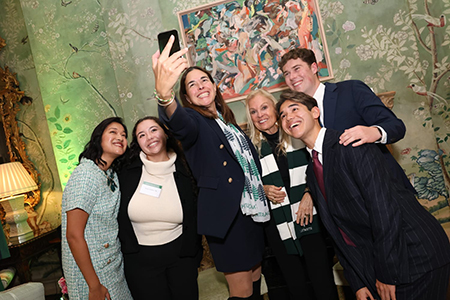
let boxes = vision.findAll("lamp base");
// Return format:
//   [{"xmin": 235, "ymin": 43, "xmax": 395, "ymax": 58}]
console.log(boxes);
[{"xmin": 0, "ymin": 194, "xmax": 34, "ymax": 244}]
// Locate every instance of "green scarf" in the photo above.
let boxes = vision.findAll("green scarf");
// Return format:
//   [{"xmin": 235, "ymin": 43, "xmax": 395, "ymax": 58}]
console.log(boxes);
[{"xmin": 260, "ymin": 137, "xmax": 320, "ymax": 255}]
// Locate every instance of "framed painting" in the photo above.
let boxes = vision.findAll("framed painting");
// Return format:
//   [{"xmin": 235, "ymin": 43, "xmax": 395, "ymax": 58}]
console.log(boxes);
[{"xmin": 177, "ymin": 0, "xmax": 333, "ymax": 102}]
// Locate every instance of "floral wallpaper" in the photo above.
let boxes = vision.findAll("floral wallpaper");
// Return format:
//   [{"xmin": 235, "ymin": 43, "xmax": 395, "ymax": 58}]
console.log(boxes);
[
  {"xmin": 0, "ymin": 0, "xmax": 63, "ymax": 232},
  {"xmin": 0, "ymin": 0, "xmax": 449, "ymax": 233}
]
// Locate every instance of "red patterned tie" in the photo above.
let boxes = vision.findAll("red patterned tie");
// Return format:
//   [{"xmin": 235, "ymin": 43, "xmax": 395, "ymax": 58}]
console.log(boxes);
[{"xmin": 312, "ymin": 150, "xmax": 356, "ymax": 247}]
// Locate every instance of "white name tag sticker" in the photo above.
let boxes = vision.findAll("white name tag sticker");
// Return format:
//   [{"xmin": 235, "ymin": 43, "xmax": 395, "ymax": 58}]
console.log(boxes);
[{"xmin": 140, "ymin": 181, "xmax": 162, "ymax": 198}]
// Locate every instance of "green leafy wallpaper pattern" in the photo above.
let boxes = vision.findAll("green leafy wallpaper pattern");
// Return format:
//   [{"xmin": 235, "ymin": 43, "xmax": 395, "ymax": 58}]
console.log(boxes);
[{"xmin": 0, "ymin": 0, "xmax": 449, "ymax": 230}]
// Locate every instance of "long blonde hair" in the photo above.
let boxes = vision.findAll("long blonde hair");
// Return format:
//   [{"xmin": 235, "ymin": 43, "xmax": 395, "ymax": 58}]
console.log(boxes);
[{"xmin": 244, "ymin": 89, "xmax": 287, "ymax": 155}]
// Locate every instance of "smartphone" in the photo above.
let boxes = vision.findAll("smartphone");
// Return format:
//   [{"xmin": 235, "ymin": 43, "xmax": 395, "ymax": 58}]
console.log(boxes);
[{"xmin": 157, "ymin": 29, "xmax": 181, "ymax": 56}]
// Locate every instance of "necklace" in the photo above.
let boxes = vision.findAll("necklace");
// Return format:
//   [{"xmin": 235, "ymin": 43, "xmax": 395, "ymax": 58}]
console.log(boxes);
[{"xmin": 104, "ymin": 170, "xmax": 117, "ymax": 192}]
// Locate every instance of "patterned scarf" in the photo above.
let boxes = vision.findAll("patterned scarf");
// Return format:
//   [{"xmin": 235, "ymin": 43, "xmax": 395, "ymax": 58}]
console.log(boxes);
[
  {"xmin": 260, "ymin": 137, "xmax": 320, "ymax": 255},
  {"xmin": 215, "ymin": 113, "xmax": 270, "ymax": 222}
]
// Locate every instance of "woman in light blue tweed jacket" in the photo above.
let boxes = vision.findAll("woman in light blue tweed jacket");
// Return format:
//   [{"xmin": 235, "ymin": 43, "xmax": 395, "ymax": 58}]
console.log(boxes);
[{"xmin": 62, "ymin": 117, "xmax": 132, "ymax": 300}]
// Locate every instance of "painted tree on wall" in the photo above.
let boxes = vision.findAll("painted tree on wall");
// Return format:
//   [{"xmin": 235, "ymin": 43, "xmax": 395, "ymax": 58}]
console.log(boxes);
[{"xmin": 356, "ymin": 0, "xmax": 450, "ymax": 204}]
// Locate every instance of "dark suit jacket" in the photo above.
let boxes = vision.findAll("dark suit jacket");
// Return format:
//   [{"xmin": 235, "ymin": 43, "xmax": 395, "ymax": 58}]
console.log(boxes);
[
  {"xmin": 117, "ymin": 157, "xmax": 202, "ymax": 258},
  {"xmin": 307, "ymin": 129, "xmax": 450, "ymax": 298},
  {"xmin": 159, "ymin": 99, "xmax": 263, "ymax": 239},
  {"xmin": 323, "ymin": 80, "xmax": 414, "ymax": 192}
]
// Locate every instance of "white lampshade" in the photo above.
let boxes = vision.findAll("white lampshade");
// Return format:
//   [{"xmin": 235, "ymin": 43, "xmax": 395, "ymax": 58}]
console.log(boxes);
[{"xmin": 0, "ymin": 162, "xmax": 38, "ymax": 198}]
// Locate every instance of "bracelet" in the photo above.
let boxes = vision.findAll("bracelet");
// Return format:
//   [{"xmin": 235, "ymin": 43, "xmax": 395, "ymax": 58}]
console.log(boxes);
[
  {"xmin": 154, "ymin": 89, "xmax": 174, "ymax": 103},
  {"xmin": 157, "ymin": 97, "xmax": 175, "ymax": 107}
]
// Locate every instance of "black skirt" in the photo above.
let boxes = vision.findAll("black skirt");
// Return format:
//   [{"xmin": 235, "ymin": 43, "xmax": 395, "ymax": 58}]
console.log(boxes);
[{"xmin": 206, "ymin": 211, "xmax": 265, "ymax": 272}]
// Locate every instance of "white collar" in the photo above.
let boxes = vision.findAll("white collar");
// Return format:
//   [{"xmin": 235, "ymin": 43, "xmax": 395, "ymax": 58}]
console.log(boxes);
[
  {"xmin": 313, "ymin": 83, "xmax": 326, "ymax": 125},
  {"xmin": 306, "ymin": 127, "xmax": 327, "ymax": 158}
]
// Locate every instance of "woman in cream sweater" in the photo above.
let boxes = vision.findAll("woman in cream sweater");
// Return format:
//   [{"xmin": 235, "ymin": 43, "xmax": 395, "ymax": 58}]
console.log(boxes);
[{"xmin": 118, "ymin": 116, "xmax": 202, "ymax": 299}]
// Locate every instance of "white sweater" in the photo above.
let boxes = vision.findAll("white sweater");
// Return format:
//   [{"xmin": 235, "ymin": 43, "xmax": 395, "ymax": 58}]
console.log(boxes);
[{"xmin": 128, "ymin": 151, "xmax": 183, "ymax": 246}]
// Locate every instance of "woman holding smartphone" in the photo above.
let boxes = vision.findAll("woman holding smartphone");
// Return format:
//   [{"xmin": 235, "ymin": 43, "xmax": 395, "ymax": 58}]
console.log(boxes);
[{"xmin": 152, "ymin": 36, "xmax": 269, "ymax": 300}]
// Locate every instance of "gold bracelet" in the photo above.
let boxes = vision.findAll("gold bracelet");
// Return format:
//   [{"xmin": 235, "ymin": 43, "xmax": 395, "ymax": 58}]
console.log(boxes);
[
  {"xmin": 154, "ymin": 89, "xmax": 174, "ymax": 103},
  {"xmin": 157, "ymin": 97, "xmax": 175, "ymax": 107}
]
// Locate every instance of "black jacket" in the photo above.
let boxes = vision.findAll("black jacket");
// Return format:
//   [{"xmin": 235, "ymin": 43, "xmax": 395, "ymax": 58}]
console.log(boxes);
[
  {"xmin": 307, "ymin": 129, "xmax": 450, "ymax": 296},
  {"xmin": 118, "ymin": 156, "xmax": 202, "ymax": 258}
]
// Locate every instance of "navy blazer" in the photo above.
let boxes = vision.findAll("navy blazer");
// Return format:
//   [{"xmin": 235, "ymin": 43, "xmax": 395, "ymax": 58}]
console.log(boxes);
[
  {"xmin": 307, "ymin": 129, "xmax": 450, "ymax": 297},
  {"xmin": 159, "ymin": 99, "xmax": 263, "ymax": 239},
  {"xmin": 323, "ymin": 80, "xmax": 414, "ymax": 192},
  {"xmin": 117, "ymin": 157, "xmax": 202, "ymax": 258}
]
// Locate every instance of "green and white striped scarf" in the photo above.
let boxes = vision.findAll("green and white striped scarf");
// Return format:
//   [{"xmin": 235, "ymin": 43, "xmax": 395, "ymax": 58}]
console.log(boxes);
[
  {"xmin": 260, "ymin": 136, "xmax": 320, "ymax": 255},
  {"xmin": 216, "ymin": 113, "xmax": 270, "ymax": 222}
]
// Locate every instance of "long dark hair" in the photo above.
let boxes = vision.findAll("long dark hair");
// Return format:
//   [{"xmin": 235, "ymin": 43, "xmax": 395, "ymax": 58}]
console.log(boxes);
[
  {"xmin": 79, "ymin": 117, "xmax": 128, "ymax": 172},
  {"xmin": 128, "ymin": 116, "xmax": 185, "ymax": 161},
  {"xmin": 179, "ymin": 66, "xmax": 237, "ymax": 126},
  {"xmin": 128, "ymin": 116, "xmax": 197, "ymax": 194}
]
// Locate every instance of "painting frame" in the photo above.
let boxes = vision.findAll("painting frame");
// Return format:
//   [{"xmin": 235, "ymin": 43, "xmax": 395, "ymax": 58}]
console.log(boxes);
[{"xmin": 177, "ymin": 0, "xmax": 333, "ymax": 103}]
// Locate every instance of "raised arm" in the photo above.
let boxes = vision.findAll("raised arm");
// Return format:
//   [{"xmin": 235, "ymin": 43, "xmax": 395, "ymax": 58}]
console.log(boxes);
[{"xmin": 152, "ymin": 35, "xmax": 188, "ymax": 118}]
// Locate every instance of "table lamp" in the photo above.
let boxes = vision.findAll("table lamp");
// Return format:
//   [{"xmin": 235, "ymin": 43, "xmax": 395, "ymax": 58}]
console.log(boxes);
[{"xmin": 0, "ymin": 162, "xmax": 37, "ymax": 244}]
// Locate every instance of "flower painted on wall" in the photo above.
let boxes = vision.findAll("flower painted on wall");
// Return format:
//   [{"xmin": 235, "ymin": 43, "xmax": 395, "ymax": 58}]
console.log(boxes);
[
  {"xmin": 401, "ymin": 148, "xmax": 411, "ymax": 155},
  {"xmin": 342, "ymin": 20, "xmax": 355, "ymax": 32},
  {"xmin": 410, "ymin": 149, "xmax": 449, "ymax": 202},
  {"xmin": 329, "ymin": 2, "xmax": 344, "ymax": 15},
  {"xmin": 47, "ymin": 106, "xmax": 76, "ymax": 187},
  {"xmin": 395, "ymin": 31, "xmax": 408, "ymax": 41},
  {"xmin": 340, "ymin": 58, "xmax": 351, "ymax": 69},
  {"xmin": 355, "ymin": 44, "xmax": 374, "ymax": 61},
  {"xmin": 63, "ymin": 114, "xmax": 71, "ymax": 123}
]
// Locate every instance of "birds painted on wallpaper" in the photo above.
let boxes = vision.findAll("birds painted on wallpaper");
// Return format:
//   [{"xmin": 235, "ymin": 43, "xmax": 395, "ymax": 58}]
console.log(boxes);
[
  {"xmin": 363, "ymin": 0, "xmax": 379, "ymax": 5},
  {"xmin": 61, "ymin": 0, "xmax": 72, "ymax": 7},
  {"xmin": 69, "ymin": 43, "xmax": 79, "ymax": 53},
  {"xmin": 411, "ymin": 14, "xmax": 446, "ymax": 28},
  {"xmin": 407, "ymin": 84, "xmax": 448, "ymax": 104}
]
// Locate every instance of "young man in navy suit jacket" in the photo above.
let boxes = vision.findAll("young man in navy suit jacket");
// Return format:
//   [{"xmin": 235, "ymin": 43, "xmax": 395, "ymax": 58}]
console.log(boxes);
[
  {"xmin": 279, "ymin": 48, "xmax": 414, "ymax": 193},
  {"xmin": 276, "ymin": 90, "xmax": 450, "ymax": 300}
]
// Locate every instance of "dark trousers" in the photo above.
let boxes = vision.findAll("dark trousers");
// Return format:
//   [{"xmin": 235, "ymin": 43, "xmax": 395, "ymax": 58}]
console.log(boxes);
[
  {"xmin": 395, "ymin": 263, "xmax": 450, "ymax": 300},
  {"xmin": 123, "ymin": 236, "xmax": 201, "ymax": 300},
  {"xmin": 263, "ymin": 217, "xmax": 338, "ymax": 300}
]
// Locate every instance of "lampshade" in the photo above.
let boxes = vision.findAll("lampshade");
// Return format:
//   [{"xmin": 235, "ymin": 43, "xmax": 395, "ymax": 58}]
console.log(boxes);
[{"xmin": 0, "ymin": 162, "xmax": 38, "ymax": 198}]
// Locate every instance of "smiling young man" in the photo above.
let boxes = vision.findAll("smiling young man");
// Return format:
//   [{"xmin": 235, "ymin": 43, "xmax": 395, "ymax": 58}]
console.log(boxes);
[
  {"xmin": 276, "ymin": 90, "xmax": 450, "ymax": 300},
  {"xmin": 279, "ymin": 48, "xmax": 415, "ymax": 193}
]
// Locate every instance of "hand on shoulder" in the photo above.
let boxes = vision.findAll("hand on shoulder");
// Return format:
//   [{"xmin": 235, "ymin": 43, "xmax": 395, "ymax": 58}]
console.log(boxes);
[{"xmin": 339, "ymin": 126, "xmax": 381, "ymax": 147}]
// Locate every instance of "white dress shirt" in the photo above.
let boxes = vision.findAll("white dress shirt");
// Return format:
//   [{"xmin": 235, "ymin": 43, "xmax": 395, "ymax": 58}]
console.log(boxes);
[{"xmin": 306, "ymin": 127, "xmax": 327, "ymax": 164}]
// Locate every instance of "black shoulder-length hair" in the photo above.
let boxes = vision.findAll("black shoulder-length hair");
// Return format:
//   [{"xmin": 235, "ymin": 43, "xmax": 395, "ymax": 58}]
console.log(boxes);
[
  {"xmin": 79, "ymin": 117, "xmax": 128, "ymax": 172},
  {"xmin": 179, "ymin": 66, "xmax": 237, "ymax": 126}
]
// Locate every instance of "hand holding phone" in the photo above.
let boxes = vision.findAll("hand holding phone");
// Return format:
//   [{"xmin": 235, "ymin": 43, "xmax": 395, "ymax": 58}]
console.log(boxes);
[{"xmin": 157, "ymin": 29, "xmax": 181, "ymax": 56}]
